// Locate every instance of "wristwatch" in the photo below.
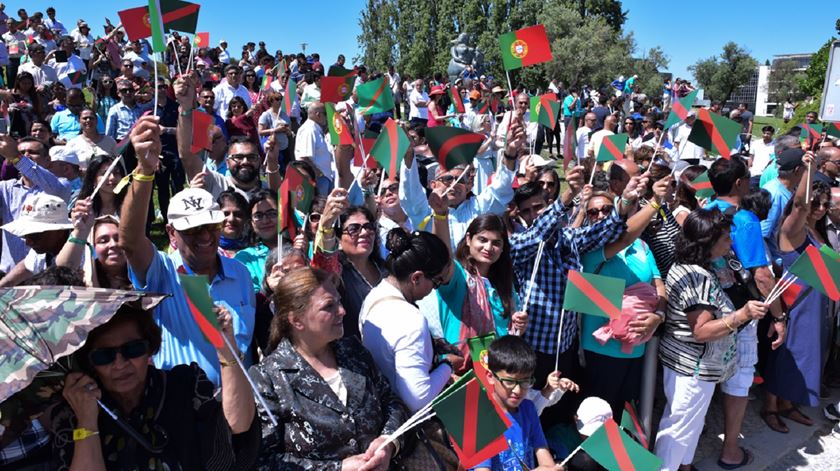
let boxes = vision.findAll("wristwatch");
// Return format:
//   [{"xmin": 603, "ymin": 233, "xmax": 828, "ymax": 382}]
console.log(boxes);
[{"xmin": 772, "ymin": 313, "xmax": 788, "ymax": 324}]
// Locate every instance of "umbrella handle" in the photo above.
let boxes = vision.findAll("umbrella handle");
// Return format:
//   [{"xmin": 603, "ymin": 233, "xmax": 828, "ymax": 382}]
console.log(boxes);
[{"xmin": 96, "ymin": 400, "xmax": 166, "ymax": 454}]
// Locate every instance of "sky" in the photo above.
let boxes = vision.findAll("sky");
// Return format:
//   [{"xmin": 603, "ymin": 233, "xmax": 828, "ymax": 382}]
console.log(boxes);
[{"xmin": 17, "ymin": 0, "xmax": 839, "ymax": 83}]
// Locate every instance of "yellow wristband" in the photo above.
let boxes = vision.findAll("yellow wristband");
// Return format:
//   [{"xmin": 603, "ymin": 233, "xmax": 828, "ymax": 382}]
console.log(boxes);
[
  {"xmin": 649, "ymin": 200, "xmax": 661, "ymax": 211},
  {"xmin": 133, "ymin": 170, "xmax": 155, "ymax": 182},
  {"xmin": 432, "ymin": 211, "xmax": 448, "ymax": 221},
  {"xmin": 72, "ymin": 427, "xmax": 99, "ymax": 442},
  {"xmin": 318, "ymin": 226, "xmax": 334, "ymax": 235},
  {"xmin": 7, "ymin": 155, "xmax": 21, "ymax": 166}
]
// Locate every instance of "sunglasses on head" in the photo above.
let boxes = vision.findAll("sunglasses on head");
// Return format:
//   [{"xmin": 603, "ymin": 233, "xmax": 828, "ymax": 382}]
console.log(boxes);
[
  {"xmin": 89, "ymin": 339, "xmax": 149, "ymax": 366},
  {"xmin": 343, "ymin": 222, "xmax": 375, "ymax": 237}
]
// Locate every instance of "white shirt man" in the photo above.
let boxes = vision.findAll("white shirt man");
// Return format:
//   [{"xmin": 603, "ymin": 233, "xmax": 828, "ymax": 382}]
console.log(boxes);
[
  {"xmin": 409, "ymin": 84, "xmax": 429, "ymax": 120},
  {"xmin": 19, "ymin": 59, "xmax": 58, "ymax": 86},
  {"xmin": 123, "ymin": 49, "xmax": 151, "ymax": 80},
  {"xmin": 48, "ymin": 54, "xmax": 87, "ymax": 87},
  {"xmin": 2, "ymin": 30, "xmax": 25, "ymax": 59},
  {"xmin": 295, "ymin": 116, "xmax": 332, "ymax": 181},
  {"xmin": 213, "ymin": 79, "xmax": 252, "ymax": 118},
  {"xmin": 749, "ymin": 129, "xmax": 776, "ymax": 177},
  {"xmin": 669, "ymin": 114, "xmax": 705, "ymax": 161}
]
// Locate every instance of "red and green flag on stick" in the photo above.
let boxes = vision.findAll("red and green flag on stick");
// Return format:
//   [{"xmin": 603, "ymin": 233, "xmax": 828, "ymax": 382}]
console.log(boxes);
[
  {"xmin": 120, "ymin": 0, "xmax": 201, "ymax": 45},
  {"xmin": 328, "ymin": 64, "xmax": 356, "ymax": 77},
  {"xmin": 450, "ymin": 87, "xmax": 466, "ymax": 114},
  {"xmin": 596, "ymin": 133, "xmax": 629, "ymax": 162},
  {"xmin": 690, "ymin": 171, "xmax": 715, "ymax": 199},
  {"xmin": 431, "ymin": 370, "xmax": 511, "ymax": 469},
  {"xmin": 826, "ymin": 122, "xmax": 840, "ymax": 139},
  {"xmin": 498, "ymin": 24, "xmax": 553, "ymax": 70},
  {"xmin": 426, "ymin": 127, "xmax": 485, "ymax": 171},
  {"xmin": 357, "ymin": 77, "xmax": 395, "ymax": 115},
  {"xmin": 147, "ymin": 0, "xmax": 167, "ymax": 53},
  {"xmin": 563, "ymin": 270, "xmax": 625, "ymax": 319},
  {"xmin": 325, "ymin": 102, "xmax": 354, "ymax": 146},
  {"xmin": 178, "ymin": 274, "xmax": 224, "ymax": 348},
  {"xmin": 687, "ymin": 108, "xmax": 741, "ymax": 159},
  {"xmin": 193, "ymin": 31, "xmax": 209, "ymax": 48},
  {"xmin": 321, "ymin": 75, "xmax": 355, "ymax": 104},
  {"xmin": 530, "ymin": 94, "xmax": 560, "ymax": 130},
  {"xmin": 282, "ymin": 79, "xmax": 297, "ymax": 116},
  {"xmin": 579, "ymin": 420, "xmax": 662, "ymax": 471},
  {"xmin": 260, "ymin": 74, "xmax": 273, "ymax": 91},
  {"xmin": 663, "ymin": 89, "xmax": 700, "ymax": 129},
  {"xmin": 781, "ymin": 282, "xmax": 804, "ymax": 309},
  {"xmin": 619, "ymin": 402, "xmax": 648, "ymax": 449},
  {"xmin": 278, "ymin": 165, "xmax": 315, "ymax": 240},
  {"xmin": 354, "ymin": 131, "xmax": 378, "ymax": 167},
  {"xmin": 370, "ymin": 119, "xmax": 409, "ymax": 178},
  {"xmin": 563, "ymin": 116, "xmax": 578, "ymax": 169},
  {"xmin": 467, "ymin": 333, "xmax": 496, "ymax": 392},
  {"xmin": 800, "ymin": 122, "xmax": 823, "ymax": 148},
  {"xmin": 190, "ymin": 109, "xmax": 214, "ymax": 153},
  {"xmin": 788, "ymin": 244, "xmax": 840, "ymax": 301}
]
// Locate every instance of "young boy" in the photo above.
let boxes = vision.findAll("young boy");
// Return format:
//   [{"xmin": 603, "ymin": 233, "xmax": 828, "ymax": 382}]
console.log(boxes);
[{"xmin": 473, "ymin": 335, "xmax": 574, "ymax": 471}]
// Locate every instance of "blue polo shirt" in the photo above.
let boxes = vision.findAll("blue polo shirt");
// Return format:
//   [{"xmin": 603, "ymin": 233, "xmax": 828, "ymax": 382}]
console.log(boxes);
[
  {"xmin": 128, "ymin": 248, "xmax": 256, "ymax": 386},
  {"xmin": 706, "ymin": 199, "xmax": 769, "ymax": 270}
]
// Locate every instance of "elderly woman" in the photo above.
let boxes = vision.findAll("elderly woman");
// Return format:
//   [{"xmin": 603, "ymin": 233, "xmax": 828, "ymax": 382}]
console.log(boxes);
[
  {"xmin": 52, "ymin": 304, "xmax": 258, "ymax": 470},
  {"xmin": 249, "ymin": 267, "xmax": 407, "ymax": 470},
  {"xmin": 654, "ymin": 208, "xmax": 768, "ymax": 471}
]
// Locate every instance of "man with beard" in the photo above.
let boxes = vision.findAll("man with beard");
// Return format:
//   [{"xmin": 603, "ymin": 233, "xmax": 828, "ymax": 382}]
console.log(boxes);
[{"xmin": 174, "ymin": 75, "xmax": 280, "ymax": 201}]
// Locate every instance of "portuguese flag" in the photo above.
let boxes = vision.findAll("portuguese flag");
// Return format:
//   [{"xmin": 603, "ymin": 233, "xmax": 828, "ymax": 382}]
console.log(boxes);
[
  {"xmin": 370, "ymin": 119, "xmax": 409, "ymax": 178},
  {"xmin": 690, "ymin": 171, "xmax": 715, "ymax": 199},
  {"xmin": 788, "ymin": 244, "xmax": 840, "ymax": 301},
  {"xmin": 260, "ymin": 74, "xmax": 273, "ymax": 91},
  {"xmin": 118, "ymin": 0, "xmax": 200, "ymax": 42},
  {"xmin": 426, "ymin": 127, "xmax": 485, "ymax": 171},
  {"xmin": 178, "ymin": 274, "xmax": 224, "ymax": 348},
  {"xmin": 325, "ymin": 102, "xmax": 354, "ymax": 146},
  {"xmin": 450, "ymin": 87, "xmax": 466, "ymax": 114},
  {"xmin": 498, "ymin": 24, "xmax": 553, "ymax": 71},
  {"xmin": 663, "ymin": 89, "xmax": 699, "ymax": 129},
  {"xmin": 190, "ymin": 109, "xmax": 214, "ymax": 153},
  {"xmin": 596, "ymin": 133, "xmax": 628, "ymax": 162},
  {"xmin": 193, "ymin": 31, "xmax": 209, "ymax": 48},
  {"xmin": 320, "ymin": 75, "xmax": 355, "ymax": 104},
  {"xmin": 279, "ymin": 165, "xmax": 315, "ymax": 240},
  {"xmin": 619, "ymin": 402, "xmax": 648, "ymax": 449},
  {"xmin": 283, "ymin": 79, "xmax": 297, "ymax": 116},
  {"xmin": 467, "ymin": 333, "xmax": 496, "ymax": 391},
  {"xmin": 563, "ymin": 115, "xmax": 577, "ymax": 169},
  {"xmin": 687, "ymin": 108, "xmax": 740, "ymax": 159},
  {"xmin": 357, "ymin": 77, "xmax": 395, "ymax": 115},
  {"xmin": 563, "ymin": 270, "xmax": 625, "ymax": 319},
  {"xmin": 579, "ymin": 420, "xmax": 662, "ymax": 471},
  {"xmin": 431, "ymin": 370, "xmax": 511, "ymax": 469}
]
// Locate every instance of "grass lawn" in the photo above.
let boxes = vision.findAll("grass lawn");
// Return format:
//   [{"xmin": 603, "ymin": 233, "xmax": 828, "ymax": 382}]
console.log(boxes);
[{"xmin": 753, "ymin": 116, "xmax": 785, "ymax": 137}]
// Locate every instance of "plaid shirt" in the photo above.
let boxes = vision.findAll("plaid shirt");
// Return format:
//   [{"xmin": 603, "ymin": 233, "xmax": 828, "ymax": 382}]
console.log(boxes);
[
  {"xmin": 0, "ymin": 420, "xmax": 49, "ymax": 464},
  {"xmin": 511, "ymin": 199, "xmax": 625, "ymax": 355}
]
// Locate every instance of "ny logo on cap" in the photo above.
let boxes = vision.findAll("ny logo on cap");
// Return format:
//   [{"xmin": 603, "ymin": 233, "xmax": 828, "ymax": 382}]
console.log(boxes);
[{"xmin": 183, "ymin": 196, "xmax": 205, "ymax": 211}]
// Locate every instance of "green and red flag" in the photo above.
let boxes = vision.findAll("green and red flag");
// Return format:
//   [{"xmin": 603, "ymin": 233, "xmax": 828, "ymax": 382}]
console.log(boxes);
[
  {"xmin": 530, "ymin": 94, "xmax": 560, "ymax": 130},
  {"xmin": 781, "ymin": 282, "xmax": 804, "ymax": 309},
  {"xmin": 325, "ymin": 102, "xmax": 354, "ymax": 146},
  {"xmin": 596, "ymin": 133, "xmax": 629, "ymax": 162},
  {"xmin": 190, "ymin": 109, "xmax": 214, "ymax": 153},
  {"xmin": 67, "ymin": 71, "xmax": 86, "ymax": 86},
  {"xmin": 687, "ymin": 108, "xmax": 741, "ymax": 159},
  {"xmin": 353, "ymin": 131, "xmax": 378, "ymax": 167},
  {"xmin": 579, "ymin": 420, "xmax": 662, "ymax": 471},
  {"xmin": 450, "ymin": 87, "xmax": 466, "ymax": 114},
  {"xmin": 279, "ymin": 165, "xmax": 315, "ymax": 240},
  {"xmin": 788, "ymin": 244, "xmax": 840, "ymax": 301},
  {"xmin": 690, "ymin": 171, "xmax": 715, "ymax": 199},
  {"xmin": 619, "ymin": 402, "xmax": 648, "ymax": 449},
  {"xmin": 498, "ymin": 24, "xmax": 553, "ymax": 71},
  {"xmin": 282, "ymin": 79, "xmax": 297, "ymax": 116},
  {"xmin": 193, "ymin": 31, "xmax": 209, "ymax": 48},
  {"xmin": 663, "ymin": 89, "xmax": 699, "ymax": 129},
  {"xmin": 119, "ymin": 0, "xmax": 202, "ymax": 43},
  {"xmin": 260, "ymin": 74, "xmax": 273, "ymax": 91},
  {"xmin": 563, "ymin": 115, "xmax": 578, "ymax": 169},
  {"xmin": 467, "ymin": 333, "xmax": 496, "ymax": 392},
  {"xmin": 328, "ymin": 64, "xmax": 355, "ymax": 77},
  {"xmin": 820, "ymin": 244, "xmax": 840, "ymax": 261},
  {"xmin": 426, "ymin": 126, "xmax": 485, "ymax": 171},
  {"xmin": 320, "ymin": 75, "xmax": 355, "ymax": 104},
  {"xmin": 370, "ymin": 118, "xmax": 409, "ymax": 178},
  {"xmin": 563, "ymin": 270, "xmax": 625, "ymax": 319},
  {"xmin": 431, "ymin": 370, "xmax": 511, "ymax": 469},
  {"xmin": 147, "ymin": 0, "xmax": 166, "ymax": 53},
  {"xmin": 475, "ymin": 99, "xmax": 491, "ymax": 115},
  {"xmin": 800, "ymin": 122, "xmax": 823, "ymax": 148},
  {"xmin": 178, "ymin": 274, "xmax": 224, "ymax": 348},
  {"xmin": 357, "ymin": 77, "xmax": 395, "ymax": 115},
  {"xmin": 826, "ymin": 122, "xmax": 840, "ymax": 139}
]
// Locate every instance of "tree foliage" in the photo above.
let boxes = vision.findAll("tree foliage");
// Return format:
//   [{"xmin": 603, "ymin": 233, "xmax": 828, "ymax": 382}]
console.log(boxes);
[
  {"xmin": 689, "ymin": 42, "xmax": 757, "ymax": 102},
  {"xmin": 767, "ymin": 60, "xmax": 806, "ymax": 104},
  {"xmin": 799, "ymin": 38, "xmax": 835, "ymax": 98}
]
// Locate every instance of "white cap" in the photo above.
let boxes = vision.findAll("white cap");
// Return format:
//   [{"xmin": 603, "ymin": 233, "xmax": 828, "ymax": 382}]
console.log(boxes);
[
  {"xmin": 518, "ymin": 154, "xmax": 557, "ymax": 174},
  {"xmin": 219, "ymin": 39, "xmax": 227, "ymax": 45},
  {"xmin": 576, "ymin": 397, "xmax": 613, "ymax": 437},
  {"xmin": 50, "ymin": 145, "xmax": 80, "ymax": 167},
  {"xmin": 1, "ymin": 194, "xmax": 73, "ymax": 237},
  {"xmin": 167, "ymin": 188, "xmax": 225, "ymax": 231}
]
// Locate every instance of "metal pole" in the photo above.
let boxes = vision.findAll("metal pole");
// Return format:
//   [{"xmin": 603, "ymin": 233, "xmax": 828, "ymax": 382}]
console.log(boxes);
[{"xmin": 640, "ymin": 336, "xmax": 660, "ymax": 443}]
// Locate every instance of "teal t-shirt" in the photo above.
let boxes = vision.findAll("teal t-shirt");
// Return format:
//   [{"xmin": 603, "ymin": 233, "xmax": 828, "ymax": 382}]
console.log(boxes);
[
  {"xmin": 233, "ymin": 242, "xmax": 270, "ymax": 292},
  {"xmin": 579, "ymin": 240, "xmax": 660, "ymax": 358}
]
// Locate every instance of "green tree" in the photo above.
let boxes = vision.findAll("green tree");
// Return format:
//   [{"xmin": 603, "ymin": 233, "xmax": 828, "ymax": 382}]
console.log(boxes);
[
  {"xmin": 561, "ymin": 0, "xmax": 627, "ymax": 31},
  {"xmin": 356, "ymin": 0, "xmax": 397, "ymax": 72},
  {"xmin": 634, "ymin": 46, "xmax": 670, "ymax": 98},
  {"xmin": 689, "ymin": 42, "xmax": 757, "ymax": 102},
  {"xmin": 767, "ymin": 59, "xmax": 806, "ymax": 104},
  {"xmin": 799, "ymin": 38, "xmax": 834, "ymax": 97}
]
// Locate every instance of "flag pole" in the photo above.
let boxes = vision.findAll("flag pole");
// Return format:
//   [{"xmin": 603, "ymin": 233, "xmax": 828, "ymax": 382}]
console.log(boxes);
[
  {"xmin": 554, "ymin": 308, "xmax": 565, "ymax": 372},
  {"xmin": 220, "ymin": 333, "xmax": 278, "ymax": 427},
  {"xmin": 444, "ymin": 163, "xmax": 471, "ymax": 195},
  {"xmin": 521, "ymin": 240, "xmax": 546, "ymax": 314},
  {"xmin": 89, "ymin": 155, "xmax": 123, "ymax": 201},
  {"xmin": 805, "ymin": 161, "xmax": 811, "ymax": 204},
  {"xmin": 559, "ymin": 444, "xmax": 583, "ymax": 467}
]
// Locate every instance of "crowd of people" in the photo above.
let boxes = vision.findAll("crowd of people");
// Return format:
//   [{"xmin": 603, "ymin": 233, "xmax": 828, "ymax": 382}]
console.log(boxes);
[{"xmin": 0, "ymin": 4, "xmax": 839, "ymax": 471}]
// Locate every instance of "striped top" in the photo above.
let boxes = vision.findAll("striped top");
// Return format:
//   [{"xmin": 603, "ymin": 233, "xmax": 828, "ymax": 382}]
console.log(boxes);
[
  {"xmin": 640, "ymin": 200, "xmax": 680, "ymax": 279},
  {"xmin": 660, "ymin": 263, "xmax": 737, "ymax": 383}
]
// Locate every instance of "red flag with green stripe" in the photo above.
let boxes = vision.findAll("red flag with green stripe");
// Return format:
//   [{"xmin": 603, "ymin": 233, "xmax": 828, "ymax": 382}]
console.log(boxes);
[
  {"xmin": 690, "ymin": 171, "xmax": 715, "ymax": 199},
  {"xmin": 563, "ymin": 270, "xmax": 625, "ymax": 319},
  {"xmin": 325, "ymin": 102, "xmax": 354, "ymax": 146},
  {"xmin": 357, "ymin": 77, "xmax": 395, "ymax": 115},
  {"xmin": 663, "ymin": 89, "xmax": 699, "ymax": 129},
  {"xmin": 563, "ymin": 115, "xmax": 577, "ymax": 169},
  {"xmin": 321, "ymin": 75, "xmax": 355, "ymax": 104},
  {"xmin": 426, "ymin": 126, "xmax": 485, "ymax": 171},
  {"xmin": 826, "ymin": 122, "xmax": 840, "ymax": 139},
  {"xmin": 279, "ymin": 165, "xmax": 315, "ymax": 240},
  {"xmin": 687, "ymin": 108, "xmax": 740, "ymax": 159},
  {"xmin": 178, "ymin": 274, "xmax": 224, "ymax": 348},
  {"xmin": 530, "ymin": 94, "xmax": 560, "ymax": 130},
  {"xmin": 619, "ymin": 402, "xmax": 648, "ymax": 449},
  {"xmin": 431, "ymin": 370, "xmax": 511, "ymax": 469},
  {"xmin": 788, "ymin": 244, "xmax": 840, "ymax": 301},
  {"xmin": 450, "ymin": 87, "xmax": 465, "ymax": 114},
  {"xmin": 498, "ymin": 24, "xmax": 553, "ymax": 71},
  {"xmin": 596, "ymin": 133, "xmax": 628, "ymax": 162},
  {"xmin": 370, "ymin": 119, "xmax": 409, "ymax": 178},
  {"xmin": 282, "ymin": 79, "xmax": 297, "ymax": 116},
  {"xmin": 579, "ymin": 420, "xmax": 662, "ymax": 471}
]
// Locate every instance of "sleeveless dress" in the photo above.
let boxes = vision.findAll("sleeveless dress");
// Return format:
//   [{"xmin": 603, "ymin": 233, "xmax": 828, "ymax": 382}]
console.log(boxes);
[{"xmin": 763, "ymin": 236, "xmax": 830, "ymax": 406}]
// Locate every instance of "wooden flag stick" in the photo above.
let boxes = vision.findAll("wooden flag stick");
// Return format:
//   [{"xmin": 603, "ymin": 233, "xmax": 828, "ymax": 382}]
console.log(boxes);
[
  {"xmin": 221, "ymin": 333, "xmax": 278, "ymax": 427},
  {"xmin": 765, "ymin": 271, "xmax": 794, "ymax": 303},
  {"xmin": 766, "ymin": 275, "xmax": 798, "ymax": 306},
  {"xmin": 554, "ymin": 309, "xmax": 566, "ymax": 373},
  {"xmin": 560, "ymin": 444, "xmax": 583, "ymax": 467},
  {"xmin": 377, "ymin": 410, "xmax": 437, "ymax": 452}
]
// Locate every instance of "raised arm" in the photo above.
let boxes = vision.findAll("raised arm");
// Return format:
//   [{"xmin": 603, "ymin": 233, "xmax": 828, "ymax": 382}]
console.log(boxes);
[
  {"xmin": 215, "ymin": 306, "xmax": 255, "ymax": 434},
  {"xmin": 174, "ymin": 74, "xmax": 204, "ymax": 180},
  {"xmin": 263, "ymin": 134, "xmax": 281, "ymax": 192},
  {"xmin": 603, "ymin": 175, "xmax": 671, "ymax": 258},
  {"xmin": 55, "ymin": 198, "xmax": 94, "ymax": 272},
  {"xmin": 779, "ymin": 152, "xmax": 815, "ymax": 251}
]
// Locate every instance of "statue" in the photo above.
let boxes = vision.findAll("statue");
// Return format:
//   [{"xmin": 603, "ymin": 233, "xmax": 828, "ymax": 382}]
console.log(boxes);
[{"xmin": 447, "ymin": 33, "xmax": 484, "ymax": 83}]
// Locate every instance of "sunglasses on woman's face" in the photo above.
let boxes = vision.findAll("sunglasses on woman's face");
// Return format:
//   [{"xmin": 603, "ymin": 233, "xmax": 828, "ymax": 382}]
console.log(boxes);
[
  {"xmin": 586, "ymin": 205, "xmax": 614, "ymax": 218},
  {"xmin": 343, "ymin": 222, "xmax": 375, "ymax": 237},
  {"xmin": 89, "ymin": 339, "xmax": 149, "ymax": 367}
]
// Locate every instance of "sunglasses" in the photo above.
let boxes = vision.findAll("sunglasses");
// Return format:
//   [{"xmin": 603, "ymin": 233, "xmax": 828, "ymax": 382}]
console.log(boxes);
[
  {"xmin": 586, "ymin": 205, "xmax": 614, "ymax": 217},
  {"xmin": 380, "ymin": 183, "xmax": 399, "ymax": 195},
  {"xmin": 811, "ymin": 200, "xmax": 832, "ymax": 209},
  {"xmin": 179, "ymin": 223, "xmax": 222, "ymax": 237},
  {"xmin": 492, "ymin": 371, "xmax": 535, "ymax": 390},
  {"xmin": 343, "ymin": 222, "xmax": 375, "ymax": 237},
  {"xmin": 89, "ymin": 339, "xmax": 149, "ymax": 366},
  {"xmin": 228, "ymin": 153, "xmax": 259, "ymax": 162},
  {"xmin": 119, "ymin": 88, "xmax": 134, "ymax": 93}
]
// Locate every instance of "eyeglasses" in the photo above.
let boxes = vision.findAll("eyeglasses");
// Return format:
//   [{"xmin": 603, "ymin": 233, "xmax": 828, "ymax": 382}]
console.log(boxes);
[
  {"xmin": 427, "ymin": 272, "xmax": 445, "ymax": 289},
  {"xmin": 88, "ymin": 339, "xmax": 149, "ymax": 366},
  {"xmin": 380, "ymin": 183, "xmax": 399, "ymax": 195},
  {"xmin": 492, "ymin": 372, "xmax": 535, "ymax": 390},
  {"xmin": 252, "ymin": 209, "xmax": 278, "ymax": 222},
  {"xmin": 343, "ymin": 222, "xmax": 375, "ymax": 237},
  {"xmin": 179, "ymin": 223, "xmax": 222, "ymax": 237},
  {"xmin": 586, "ymin": 205, "xmax": 614, "ymax": 217},
  {"xmin": 119, "ymin": 88, "xmax": 134, "ymax": 93},
  {"xmin": 228, "ymin": 153, "xmax": 260, "ymax": 162},
  {"xmin": 811, "ymin": 200, "xmax": 832, "ymax": 209}
]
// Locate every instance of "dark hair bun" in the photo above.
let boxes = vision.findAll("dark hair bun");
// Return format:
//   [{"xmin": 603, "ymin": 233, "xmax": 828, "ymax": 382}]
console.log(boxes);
[{"xmin": 386, "ymin": 228, "xmax": 412, "ymax": 256}]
